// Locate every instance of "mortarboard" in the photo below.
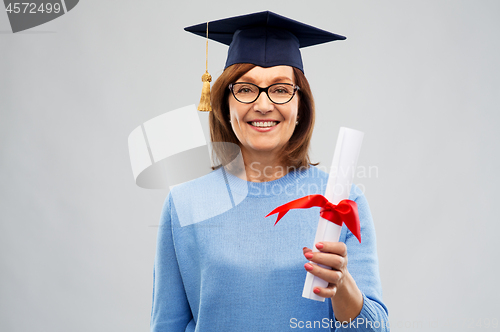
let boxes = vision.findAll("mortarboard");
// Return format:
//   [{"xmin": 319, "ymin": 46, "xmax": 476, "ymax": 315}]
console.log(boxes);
[{"xmin": 184, "ymin": 11, "xmax": 346, "ymax": 111}]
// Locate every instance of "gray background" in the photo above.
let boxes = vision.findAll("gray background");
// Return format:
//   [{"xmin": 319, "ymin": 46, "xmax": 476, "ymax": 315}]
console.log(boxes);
[{"xmin": 1, "ymin": 1, "xmax": 499, "ymax": 331}]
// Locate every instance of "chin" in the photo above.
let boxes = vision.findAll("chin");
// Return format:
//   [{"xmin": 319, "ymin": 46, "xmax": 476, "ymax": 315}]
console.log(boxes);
[{"xmin": 248, "ymin": 144, "xmax": 282, "ymax": 154}]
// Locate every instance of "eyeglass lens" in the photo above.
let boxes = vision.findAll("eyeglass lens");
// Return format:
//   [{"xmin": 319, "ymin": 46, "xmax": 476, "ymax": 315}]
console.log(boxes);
[{"xmin": 231, "ymin": 83, "xmax": 297, "ymax": 104}]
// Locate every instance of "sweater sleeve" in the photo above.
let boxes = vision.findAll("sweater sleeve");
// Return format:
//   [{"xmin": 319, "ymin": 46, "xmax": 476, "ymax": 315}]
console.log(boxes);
[
  {"xmin": 333, "ymin": 189, "xmax": 390, "ymax": 332},
  {"xmin": 150, "ymin": 193, "xmax": 193, "ymax": 332}
]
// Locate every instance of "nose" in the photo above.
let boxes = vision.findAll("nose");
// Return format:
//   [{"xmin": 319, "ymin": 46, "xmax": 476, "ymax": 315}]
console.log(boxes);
[{"xmin": 253, "ymin": 90, "xmax": 274, "ymax": 113}]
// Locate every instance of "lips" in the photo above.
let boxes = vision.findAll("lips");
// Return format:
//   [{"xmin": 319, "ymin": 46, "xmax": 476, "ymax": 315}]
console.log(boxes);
[{"xmin": 248, "ymin": 120, "xmax": 280, "ymax": 128}]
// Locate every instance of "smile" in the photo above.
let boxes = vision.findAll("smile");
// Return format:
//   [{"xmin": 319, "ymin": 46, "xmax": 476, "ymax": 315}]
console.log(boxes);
[{"xmin": 249, "ymin": 121, "xmax": 279, "ymax": 128}]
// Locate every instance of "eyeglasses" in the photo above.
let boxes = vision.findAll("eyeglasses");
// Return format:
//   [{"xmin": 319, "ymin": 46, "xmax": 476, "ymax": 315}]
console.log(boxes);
[{"xmin": 228, "ymin": 82, "xmax": 300, "ymax": 104}]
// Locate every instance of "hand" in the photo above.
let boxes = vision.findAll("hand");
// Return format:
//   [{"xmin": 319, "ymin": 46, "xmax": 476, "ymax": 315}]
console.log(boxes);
[
  {"xmin": 303, "ymin": 242, "xmax": 363, "ymax": 321},
  {"xmin": 303, "ymin": 241, "xmax": 348, "ymax": 298}
]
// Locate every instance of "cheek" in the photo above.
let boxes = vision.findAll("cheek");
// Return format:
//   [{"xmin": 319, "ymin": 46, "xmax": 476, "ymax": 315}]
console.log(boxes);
[
  {"xmin": 228, "ymin": 103, "xmax": 247, "ymax": 140},
  {"xmin": 228, "ymin": 100, "xmax": 244, "ymax": 122},
  {"xmin": 285, "ymin": 102, "xmax": 299, "ymax": 123}
]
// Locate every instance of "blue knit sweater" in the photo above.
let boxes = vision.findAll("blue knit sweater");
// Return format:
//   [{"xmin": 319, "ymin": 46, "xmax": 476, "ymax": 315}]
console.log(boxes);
[{"xmin": 150, "ymin": 165, "xmax": 389, "ymax": 331}]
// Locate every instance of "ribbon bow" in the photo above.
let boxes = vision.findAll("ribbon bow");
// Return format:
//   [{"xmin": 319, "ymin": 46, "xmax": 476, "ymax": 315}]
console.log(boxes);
[{"xmin": 265, "ymin": 194, "xmax": 361, "ymax": 243}]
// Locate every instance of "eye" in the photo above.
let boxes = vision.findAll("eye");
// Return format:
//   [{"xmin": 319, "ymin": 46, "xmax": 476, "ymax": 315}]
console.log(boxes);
[
  {"xmin": 235, "ymin": 84, "xmax": 256, "ymax": 94},
  {"xmin": 270, "ymin": 85, "xmax": 293, "ymax": 94}
]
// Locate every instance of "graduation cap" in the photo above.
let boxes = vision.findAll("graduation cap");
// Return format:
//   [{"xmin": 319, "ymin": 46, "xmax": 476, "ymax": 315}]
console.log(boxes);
[{"xmin": 184, "ymin": 11, "xmax": 346, "ymax": 111}]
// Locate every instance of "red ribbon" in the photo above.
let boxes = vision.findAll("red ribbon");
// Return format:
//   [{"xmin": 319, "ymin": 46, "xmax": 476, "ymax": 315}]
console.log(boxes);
[{"xmin": 265, "ymin": 195, "xmax": 361, "ymax": 243}]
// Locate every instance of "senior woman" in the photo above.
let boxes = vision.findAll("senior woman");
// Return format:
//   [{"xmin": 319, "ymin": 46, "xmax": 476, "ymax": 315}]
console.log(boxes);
[{"xmin": 150, "ymin": 11, "xmax": 389, "ymax": 332}]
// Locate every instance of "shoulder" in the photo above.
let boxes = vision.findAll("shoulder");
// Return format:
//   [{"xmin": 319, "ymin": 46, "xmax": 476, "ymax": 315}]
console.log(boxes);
[
  {"xmin": 166, "ymin": 168, "xmax": 242, "ymax": 227},
  {"xmin": 160, "ymin": 168, "xmax": 223, "ymax": 220},
  {"xmin": 298, "ymin": 164, "xmax": 329, "ymax": 189},
  {"xmin": 349, "ymin": 184, "xmax": 367, "ymax": 204},
  {"xmin": 306, "ymin": 164, "xmax": 329, "ymax": 180},
  {"xmin": 307, "ymin": 164, "xmax": 365, "ymax": 202}
]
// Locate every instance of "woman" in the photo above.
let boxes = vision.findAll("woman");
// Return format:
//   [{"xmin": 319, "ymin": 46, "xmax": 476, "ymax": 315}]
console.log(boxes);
[{"xmin": 151, "ymin": 11, "xmax": 389, "ymax": 331}]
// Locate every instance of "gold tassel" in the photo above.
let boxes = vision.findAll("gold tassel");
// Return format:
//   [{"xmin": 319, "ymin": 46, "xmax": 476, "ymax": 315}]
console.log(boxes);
[
  {"xmin": 198, "ymin": 22, "xmax": 212, "ymax": 112},
  {"xmin": 198, "ymin": 70, "xmax": 212, "ymax": 112}
]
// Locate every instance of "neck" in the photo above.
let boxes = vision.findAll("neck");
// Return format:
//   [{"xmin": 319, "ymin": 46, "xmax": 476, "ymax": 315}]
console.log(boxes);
[{"xmin": 232, "ymin": 148, "xmax": 288, "ymax": 182}]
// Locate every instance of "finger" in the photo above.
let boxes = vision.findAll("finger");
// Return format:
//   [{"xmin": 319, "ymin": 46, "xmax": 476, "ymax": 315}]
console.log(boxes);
[
  {"xmin": 303, "ymin": 247, "xmax": 313, "ymax": 255},
  {"xmin": 315, "ymin": 241, "xmax": 347, "ymax": 257},
  {"xmin": 312, "ymin": 285, "xmax": 337, "ymax": 298},
  {"xmin": 304, "ymin": 251, "xmax": 346, "ymax": 271},
  {"xmin": 304, "ymin": 262, "xmax": 343, "ymax": 284}
]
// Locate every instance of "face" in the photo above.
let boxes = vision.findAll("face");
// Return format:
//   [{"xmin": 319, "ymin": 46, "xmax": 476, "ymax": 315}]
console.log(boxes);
[{"xmin": 228, "ymin": 65, "xmax": 299, "ymax": 160}]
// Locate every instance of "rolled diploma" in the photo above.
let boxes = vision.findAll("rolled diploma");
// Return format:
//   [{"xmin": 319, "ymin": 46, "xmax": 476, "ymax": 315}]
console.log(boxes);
[{"xmin": 302, "ymin": 127, "xmax": 364, "ymax": 301}]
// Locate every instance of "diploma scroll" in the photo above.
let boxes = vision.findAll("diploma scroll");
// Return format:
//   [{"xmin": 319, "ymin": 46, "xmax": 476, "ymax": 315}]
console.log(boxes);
[{"xmin": 302, "ymin": 127, "xmax": 364, "ymax": 302}]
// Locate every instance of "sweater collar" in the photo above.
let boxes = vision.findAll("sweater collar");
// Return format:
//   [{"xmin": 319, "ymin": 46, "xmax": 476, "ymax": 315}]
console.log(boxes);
[{"xmin": 221, "ymin": 165, "xmax": 319, "ymax": 198}]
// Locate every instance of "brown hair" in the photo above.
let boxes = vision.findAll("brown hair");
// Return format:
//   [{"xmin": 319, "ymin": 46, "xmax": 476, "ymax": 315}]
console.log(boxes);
[{"xmin": 209, "ymin": 63, "xmax": 317, "ymax": 169}]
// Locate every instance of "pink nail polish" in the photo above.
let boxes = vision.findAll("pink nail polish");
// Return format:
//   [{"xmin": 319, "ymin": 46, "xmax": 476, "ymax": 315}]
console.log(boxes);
[
  {"xmin": 316, "ymin": 242, "xmax": 324, "ymax": 249},
  {"xmin": 304, "ymin": 263, "xmax": 313, "ymax": 271},
  {"xmin": 313, "ymin": 287, "xmax": 320, "ymax": 294},
  {"xmin": 304, "ymin": 252, "xmax": 313, "ymax": 259}
]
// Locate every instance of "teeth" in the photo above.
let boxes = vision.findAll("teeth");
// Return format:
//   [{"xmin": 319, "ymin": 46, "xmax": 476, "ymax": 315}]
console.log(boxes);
[{"xmin": 250, "ymin": 121, "xmax": 278, "ymax": 127}]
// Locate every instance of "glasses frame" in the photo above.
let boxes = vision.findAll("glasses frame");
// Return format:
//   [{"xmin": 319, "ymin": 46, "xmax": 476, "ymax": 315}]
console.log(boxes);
[{"xmin": 228, "ymin": 82, "xmax": 300, "ymax": 105}]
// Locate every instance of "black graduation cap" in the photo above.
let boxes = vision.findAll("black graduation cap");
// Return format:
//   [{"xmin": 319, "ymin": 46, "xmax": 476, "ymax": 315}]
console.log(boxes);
[{"xmin": 184, "ymin": 11, "xmax": 346, "ymax": 73}]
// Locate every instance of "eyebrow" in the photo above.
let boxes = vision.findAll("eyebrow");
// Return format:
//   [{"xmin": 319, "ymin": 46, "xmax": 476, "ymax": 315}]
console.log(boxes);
[
  {"xmin": 270, "ymin": 76, "xmax": 294, "ymax": 84},
  {"xmin": 237, "ymin": 75, "xmax": 294, "ymax": 84}
]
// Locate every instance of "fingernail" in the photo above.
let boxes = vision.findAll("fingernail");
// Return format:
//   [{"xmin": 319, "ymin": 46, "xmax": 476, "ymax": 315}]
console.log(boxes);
[
  {"xmin": 313, "ymin": 287, "xmax": 320, "ymax": 294},
  {"xmin": 316, "ymin": 242, "xmax": 324, "ymax": 249},
  {"xmin": 304, "ymin": 263, "xmax": 313, "ymax": 271},
  {"xmin": 304, "ymin": 252, "xmax": 313, "ymax": 259}
]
